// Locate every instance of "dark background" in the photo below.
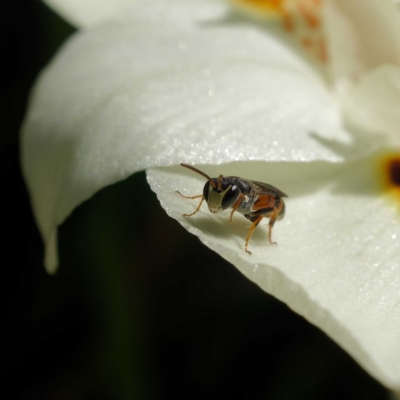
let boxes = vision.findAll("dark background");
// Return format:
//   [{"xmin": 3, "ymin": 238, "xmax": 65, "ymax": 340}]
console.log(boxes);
[{"xmin": 0, "ymin": 1, "xmax": 391, "ymax": 399}]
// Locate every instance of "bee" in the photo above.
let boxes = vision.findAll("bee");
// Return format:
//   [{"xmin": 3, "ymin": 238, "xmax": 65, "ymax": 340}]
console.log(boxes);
[{"xmin": 176, "ymin": 163, "xmax": 287, "ymax": 255}]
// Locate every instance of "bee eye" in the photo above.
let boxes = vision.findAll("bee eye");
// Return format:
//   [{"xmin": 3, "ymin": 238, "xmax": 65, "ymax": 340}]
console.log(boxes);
[
  {"xmin": 221, "ymin": 185, "xmax": 240, "ymax": 210},
  {"xmin": 203, "ymin": 182, "xmax": 211, "ymax": 202}
]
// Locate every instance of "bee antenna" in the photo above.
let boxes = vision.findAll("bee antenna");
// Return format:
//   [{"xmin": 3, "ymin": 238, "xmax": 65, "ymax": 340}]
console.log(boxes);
[
  {"xmin": 180, "ymin": 163, "xmax": 217, "ymax": 188},
  {"xmin": 217, "ymin": 175, "xmax": 223, "ymax": 191}
]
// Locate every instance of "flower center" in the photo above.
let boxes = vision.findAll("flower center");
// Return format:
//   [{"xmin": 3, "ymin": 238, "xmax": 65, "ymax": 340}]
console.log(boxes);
[
  {"xmin": 377, "ymin": 154, "xmax": 400, "ymax": 205},
  {"xmin": 389, "ymin": 159, "xmax": 400, "ymax": 187},
  {"xmin": 229, "ymin": 0, "xmax": 327, "ymax": 63}
]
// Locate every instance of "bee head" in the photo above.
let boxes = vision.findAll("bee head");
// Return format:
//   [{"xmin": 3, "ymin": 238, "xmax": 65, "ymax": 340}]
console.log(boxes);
[
  {"xmin": 179, "ymin": 164, "xmax": 240, "ymax": 214},
  {"xmin": 203, "ymin": 178, "xmax": 240, "ymax": 213}
]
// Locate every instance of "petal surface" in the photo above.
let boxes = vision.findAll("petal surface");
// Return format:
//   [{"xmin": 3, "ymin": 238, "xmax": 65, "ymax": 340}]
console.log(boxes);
[
  {"xmin": 43, "ymin": 0, "xmax": 136, "ymax": 28},
  {"xmin": 147, "ymin": 159, "xmax": 400, "ymax": 391},
  {"xmin": 324, "ymin": 0, "xmax": 400, "ymax": 83},
  {"xmin": 340, "ymin": 65, "xmax": 400, "ymax": 144},
  {"xmin": 324, "ymin": 0, "xmax": 400, "ymax": 152},
  {"xmin": 22, "ymin": 0, "xmax": 349, "ymax": 271}
]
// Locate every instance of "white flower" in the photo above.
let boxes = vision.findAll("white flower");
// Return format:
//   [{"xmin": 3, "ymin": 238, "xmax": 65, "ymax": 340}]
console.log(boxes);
[{"xmin": 22, "ymin": 0, "xmax": 400, "ymax": 394}]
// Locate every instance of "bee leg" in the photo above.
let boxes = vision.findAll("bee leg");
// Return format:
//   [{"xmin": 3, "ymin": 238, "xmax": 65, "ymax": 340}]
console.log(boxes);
[
  {"xmin": 229, "ymin": 194, "xmax": 243, "ymax": 222},
  {"xmin": 175, "ymin": 191, "xmax": 203, "ymax": 200},
  {"xmin": 244, "ymin": 215, "xmax": 264, "ymax": 255},
  {"xmin": 175, "ymin": 191, "xmax": 204, "ymax": 216},
  {"xmin": 268, "ymin": 207, "xmax": 278, "ymax": 245},
  {"xmin": 182, "ymin": 196, "xmax": 204, "ymax": 217}
]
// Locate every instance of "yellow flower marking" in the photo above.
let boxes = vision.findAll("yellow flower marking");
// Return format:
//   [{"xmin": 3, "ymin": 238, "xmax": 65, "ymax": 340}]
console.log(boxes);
[
  {"xmin": 378, "ymin": 153, "xmax": 400, "ymax": 203},
  {"xmin": 230, "ymin": 0, "xmax": 285, "ymax": 16},
  {"xmin": 229, "ymin": 0, "xmax": 327, "ymax": 63}
]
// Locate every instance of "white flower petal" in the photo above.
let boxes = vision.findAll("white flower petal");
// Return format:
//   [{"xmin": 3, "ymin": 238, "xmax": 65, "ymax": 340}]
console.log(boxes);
[
  {"xmin": 325, "ymin": 0, "xmax": 400, "ymax": 83},
  {"xmin": 22, "ymin": 0, "xmax": 349, "ymax": 272},
  {"xmin": 147, "ymin": 159, "xmax": 400, "ymax": 391},
  {"xmin": 341, "ymin": 65, "xmax": 400, "ymax": 143},
  {"xmin": 43, "ymin": 0, "xmax": 136, "ymax": 28}
]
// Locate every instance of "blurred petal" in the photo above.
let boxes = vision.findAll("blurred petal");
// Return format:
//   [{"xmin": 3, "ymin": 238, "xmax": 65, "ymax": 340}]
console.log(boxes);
[
  {"xmin": 229, "ymin": 0, "xmax": 328, "ymax": 67},
  {"xmin": 324, "ymin": 0, "xmax": 400, "ymax": 83},
  {"xmin": 147, "ymin": 158, "xmax": 400, "ymax": 391},
  {"xmin": 323, "ymin": 0, "xmax": 400, "ymax": 150},
  {"xmin": 22, "ymin": 0, "xmax": 349, "ymax": 272},
  {"xmin": 43, "ymin": 0, "xmax": 136, "ymax": 28},
  {"xmin": 341, "ymin": 66, "xmax": 400, "ymax": 142}
]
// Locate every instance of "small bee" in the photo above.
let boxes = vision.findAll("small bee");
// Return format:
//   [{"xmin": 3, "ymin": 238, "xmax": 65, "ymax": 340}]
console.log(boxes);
[{"xmin": 176, "ymin": 163, "xmax": 287, "ymax": 255}]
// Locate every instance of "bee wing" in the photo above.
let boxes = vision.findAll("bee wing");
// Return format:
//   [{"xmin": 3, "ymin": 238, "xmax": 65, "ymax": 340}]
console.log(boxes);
[{"xmin": 251, "ymin": 180, "xmax": 288, "ymax": 198}]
